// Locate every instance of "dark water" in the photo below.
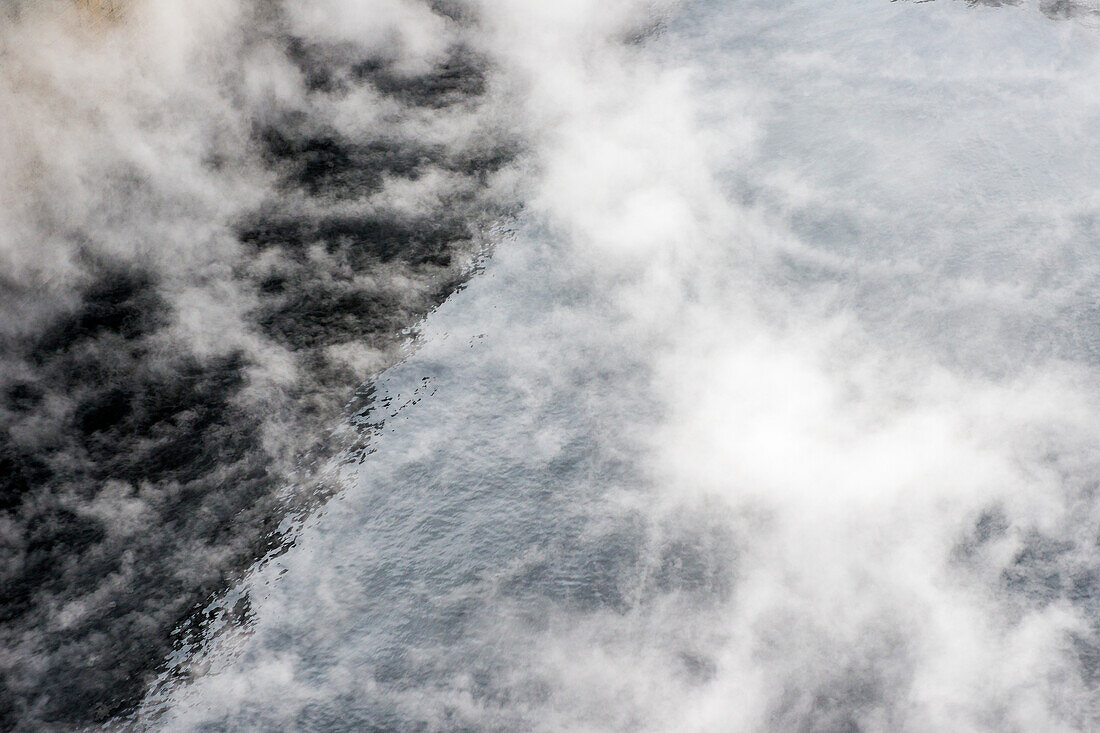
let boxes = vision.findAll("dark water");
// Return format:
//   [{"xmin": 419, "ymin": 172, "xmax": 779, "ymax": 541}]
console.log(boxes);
[{"xmin": 0, "ymin": 1, "xmax": 516, "ymax": 727}]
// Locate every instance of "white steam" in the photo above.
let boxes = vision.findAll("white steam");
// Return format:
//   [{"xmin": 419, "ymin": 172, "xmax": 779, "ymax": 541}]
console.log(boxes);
[{"xmin": 119, "ymin": 0, "xmax": 1100, "ymax": 730}]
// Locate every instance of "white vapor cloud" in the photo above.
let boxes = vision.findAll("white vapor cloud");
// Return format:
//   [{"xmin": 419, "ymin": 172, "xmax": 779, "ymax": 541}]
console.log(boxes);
[{"xmin": 14, "ymin": 0, "xmax": 1100, "ymax": 730}]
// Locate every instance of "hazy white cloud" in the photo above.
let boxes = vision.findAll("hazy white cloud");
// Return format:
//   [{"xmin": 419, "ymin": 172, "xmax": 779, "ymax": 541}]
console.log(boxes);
[{"xmin": 6, "ymin": 0, "xmax": 1100, "ymax": 729}]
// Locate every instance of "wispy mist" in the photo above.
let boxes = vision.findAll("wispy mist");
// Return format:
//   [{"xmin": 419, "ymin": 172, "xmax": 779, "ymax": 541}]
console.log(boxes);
[
  {"xmin": 5, "ymin": 0, "xmax": 1100, "ymax": 730},
  {"xmin": 0, "ymin": 0, "xmax": 518, "ymax": 727}
]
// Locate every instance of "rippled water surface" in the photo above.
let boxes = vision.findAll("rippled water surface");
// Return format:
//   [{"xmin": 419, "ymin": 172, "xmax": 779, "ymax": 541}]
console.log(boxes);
[
  {"xmin": 146, "ymin": 1, "xmax": 1100, "ymax": 730},
  {"xmin": 4, "ymin": 0, "xmax": 1100, "ymax": 730}
]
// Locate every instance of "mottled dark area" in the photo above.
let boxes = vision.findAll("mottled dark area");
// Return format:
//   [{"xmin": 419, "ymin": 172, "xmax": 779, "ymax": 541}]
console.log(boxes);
[
  {"xmin": 904, "ymin": 0, "xmax": 1100, "ymax": 21},
  {"xmin": 0, "ymin": 2, "xmax": 516, "ymax": 730},
  {"xmin": 953, "ymin": 500, "xmax": 1100, "ymax": 693}
]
